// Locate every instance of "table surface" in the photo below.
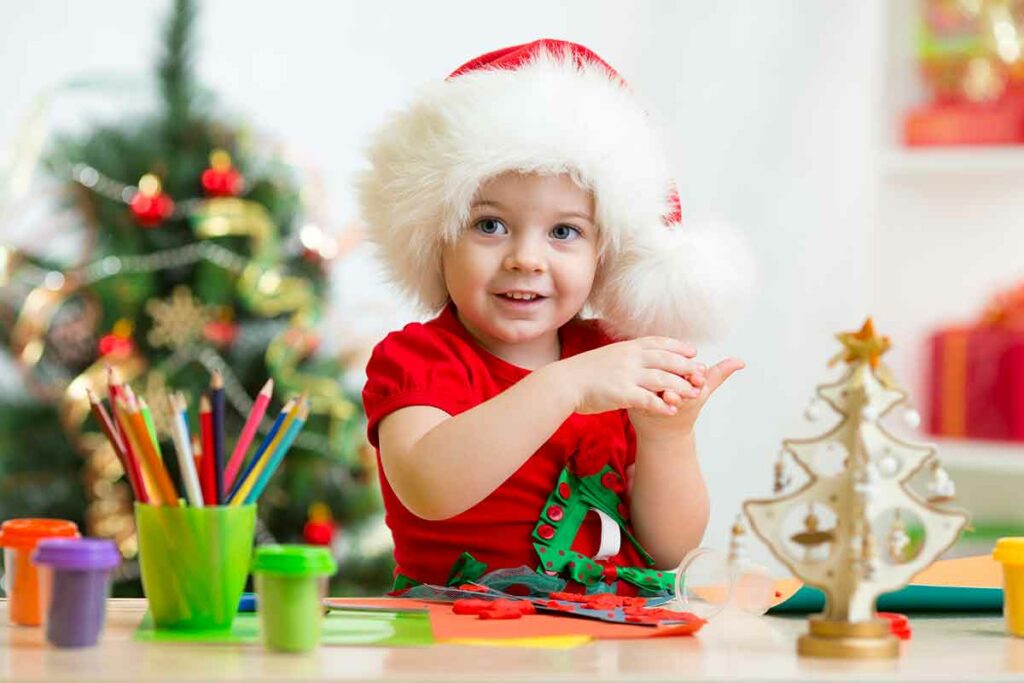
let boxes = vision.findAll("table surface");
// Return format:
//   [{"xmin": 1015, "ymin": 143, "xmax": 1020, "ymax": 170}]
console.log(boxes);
[{"xmin": 1, "ymin": 599, "xmax": 1022, "ymax": 682}]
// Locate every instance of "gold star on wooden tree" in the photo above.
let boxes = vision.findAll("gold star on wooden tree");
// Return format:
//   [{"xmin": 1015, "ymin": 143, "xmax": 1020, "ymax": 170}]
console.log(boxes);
[
  {"xmin": 830, "ymin": 317, "xmax": 891, "ymax": 369},
  {"xmin": 145, "ymin": 286, "xmax": 212, "ymax": 350}
]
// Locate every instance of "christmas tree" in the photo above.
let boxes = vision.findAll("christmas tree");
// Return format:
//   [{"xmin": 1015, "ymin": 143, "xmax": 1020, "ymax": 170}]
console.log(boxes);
[
  {"xmin": 744, "ymin": 319, "xmax": 968, "ymax": 658},
  {"xmin": 0, "ymin": 0, "xmax": 393, "ymax": 594}
]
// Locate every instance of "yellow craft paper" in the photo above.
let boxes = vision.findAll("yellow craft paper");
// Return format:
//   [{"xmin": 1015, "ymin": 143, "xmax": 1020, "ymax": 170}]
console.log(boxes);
[{"xmin": 442, "ymin": 635, "xmax": 593, "ymax": 649}]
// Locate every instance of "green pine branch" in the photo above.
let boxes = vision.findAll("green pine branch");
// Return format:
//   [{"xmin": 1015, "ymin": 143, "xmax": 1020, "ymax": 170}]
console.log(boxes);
[{"xmin": 158, "ymin": 0, "xmax": 198, "ymax": 153}]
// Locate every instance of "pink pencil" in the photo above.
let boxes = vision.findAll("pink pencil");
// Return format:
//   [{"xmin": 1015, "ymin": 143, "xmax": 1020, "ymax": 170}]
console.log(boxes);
[{"xmin": 223, "ymin": 379, "xmax": 274, "ymax": 492}]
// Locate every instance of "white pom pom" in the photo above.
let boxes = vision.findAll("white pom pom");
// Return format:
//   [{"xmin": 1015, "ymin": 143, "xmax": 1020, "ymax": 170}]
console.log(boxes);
[
  {"xmin": 594, "ymin": 219, "xmax": 755, "ymax": 341},
  {"xmin": 902, "ymin": 409, "xmax": 921, "ymax": 429},
  {"xmin": 860, "ymin": 405, "xmax": 879, "ymax": 423}
]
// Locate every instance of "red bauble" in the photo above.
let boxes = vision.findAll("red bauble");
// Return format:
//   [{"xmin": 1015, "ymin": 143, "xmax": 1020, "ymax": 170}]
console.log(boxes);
[
  {"xmin": 203, "ymin": 320, "xmax": 239, "ymax": 347},
  {"xmin": 98, "ymin": 333, "xmax": 134, "ymax": 357},
  {"xmin": 302, "ymin": 519, "xmax": 335, "ymax": 546},
  {"xmin": 129, "ymin": 174, "xmax": 174, "ymax": 227},
  {"xmin": 201, "ymin": 150, "xmax": 244, "ymax": 197},
  {"xmin": 98, "ymin": 319, "xmax": 135, "ymax": 357}
]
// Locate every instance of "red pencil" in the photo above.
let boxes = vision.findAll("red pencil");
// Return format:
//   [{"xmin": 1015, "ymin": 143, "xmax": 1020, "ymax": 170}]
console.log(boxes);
[
  {"xmin": 87, "ymin": 388, "xmax": 145, "ymax": 501},
  {"xmin": 199, "ymin": 395, "xmax": 216, "ymax": 505},
  {"xmin": 104, "ymin": 369, "xmax": 149, "ymax": 503}
]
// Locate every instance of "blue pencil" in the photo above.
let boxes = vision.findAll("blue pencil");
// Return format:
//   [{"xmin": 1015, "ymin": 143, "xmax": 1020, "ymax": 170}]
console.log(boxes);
[
  {"xmin": 243, "ymin": 401, "xmax": 309, "ymax": 505},
  {"xmin": 211, "ymin": 372, "xmax": 226, "ymax": 504},
  {"xmin": 224, "ymin": 398, "xmax": 294, "ymax": 503}
]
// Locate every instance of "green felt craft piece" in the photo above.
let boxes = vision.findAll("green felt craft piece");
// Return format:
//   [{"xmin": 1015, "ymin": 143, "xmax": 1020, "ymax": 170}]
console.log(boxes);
[
  {"xmin": 768, "ymin": 584, "xmax": 1004, "ymax": 614},
  {"xmin": 134, "ymin": 610, "xmax": 434, "ymax": 646},
  {"xmin": 446, "ymin": 551, "xmax": 489, "ymax": 586}
]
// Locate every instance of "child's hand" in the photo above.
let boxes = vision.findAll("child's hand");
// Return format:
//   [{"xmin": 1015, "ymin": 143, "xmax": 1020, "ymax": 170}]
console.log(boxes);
[
  {"xmin": 554, "ymin": 337, "xmax": 705, "ymax": 416},
  {"xmin": 627, "ymin": 357, "xmax": 744, "ymax": 439}
]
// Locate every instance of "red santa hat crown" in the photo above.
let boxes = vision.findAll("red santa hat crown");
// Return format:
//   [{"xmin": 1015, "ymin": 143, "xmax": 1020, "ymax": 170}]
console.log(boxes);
[{"xmin": 359, "ymin": 39, "xmax": 752, "ymax": 341}]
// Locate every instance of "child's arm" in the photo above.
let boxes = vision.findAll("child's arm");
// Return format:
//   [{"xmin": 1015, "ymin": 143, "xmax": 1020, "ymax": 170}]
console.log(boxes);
[
  {"xmin": 628, "ymin": 358, "xmax": 745, "ymax": 569},
  {"xmin": 377, "ymin": 337, "xmax": 702, "ymax": 521}
]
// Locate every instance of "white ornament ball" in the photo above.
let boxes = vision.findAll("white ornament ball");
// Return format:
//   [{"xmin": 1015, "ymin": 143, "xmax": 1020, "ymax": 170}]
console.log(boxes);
[
  {"xmin": 902, "ymin": 409, "xmax": 921, "ymax": 429},
  {"xmin": 860, "ymin": 405, "xmax": 879, "ymax": 423},
  {"xmin": 877, "ymin": 455, "xmax": 901, "ymax": 477}
]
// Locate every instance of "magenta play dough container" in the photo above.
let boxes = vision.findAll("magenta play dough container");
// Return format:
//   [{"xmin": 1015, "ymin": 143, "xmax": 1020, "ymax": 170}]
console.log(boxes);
[{"xmin": 33, "ymin": 538, "xmax": 120, "ymax": 648}]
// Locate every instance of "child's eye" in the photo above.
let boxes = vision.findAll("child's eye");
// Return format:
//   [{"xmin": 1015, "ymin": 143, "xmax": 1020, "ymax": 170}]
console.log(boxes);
[
  {"xmin": 551, "ymin": 224, "xmax": 582, "ymax": 241},
  {"xmin": 474, "ymin": 218, "xmax": 507, "ymax": 235}
]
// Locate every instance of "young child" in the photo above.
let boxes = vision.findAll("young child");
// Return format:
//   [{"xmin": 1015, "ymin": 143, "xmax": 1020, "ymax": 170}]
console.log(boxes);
[{"xmin": 359, "ymin": 39, "xmax": 750, "ymax": 595}]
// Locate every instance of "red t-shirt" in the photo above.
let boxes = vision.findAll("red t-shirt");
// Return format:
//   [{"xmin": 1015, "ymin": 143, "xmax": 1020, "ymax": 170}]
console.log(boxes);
[{"xmin": 363, "ymin": 304, "xmax": 648, "ymax": 586}]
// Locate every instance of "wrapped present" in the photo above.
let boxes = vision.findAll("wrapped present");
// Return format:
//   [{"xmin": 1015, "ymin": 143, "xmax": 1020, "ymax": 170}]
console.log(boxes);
[{"xmin": 927, "ymin": 284, "xmax": 1024, "ymax": 441}]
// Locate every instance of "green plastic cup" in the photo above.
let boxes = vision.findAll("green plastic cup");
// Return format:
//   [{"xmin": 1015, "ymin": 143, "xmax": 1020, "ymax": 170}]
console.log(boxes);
[
  {"xmin": 252, "ymin": 545, "xmax": 337, "ymax": 652},
  {"xmin": 135, "ymin": 503, "xmax": 256, "ymax": 631}
]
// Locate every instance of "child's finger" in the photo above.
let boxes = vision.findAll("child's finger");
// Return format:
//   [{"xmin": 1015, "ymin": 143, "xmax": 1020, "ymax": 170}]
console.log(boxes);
[
  {"xmin": 662, "ymin": 390, "xmax": 683, "ymax": 406},
  {"xmin": 632, "ymin": 389, "xmax": 677, "ymax": 416},
  {"xmin": 640, "ymin": 337, "xmax": 697, "ymax": 358},
  {"xmin": 640, "ymin": 370, "xmax": 698, "ymax": 398},
  {"xmin": 643, "ymin": 351, "xmax": 705, "ymax": 382},
  {"xmin": 705, "ymin": 358, "xmax": 745, "ymax": 394}
]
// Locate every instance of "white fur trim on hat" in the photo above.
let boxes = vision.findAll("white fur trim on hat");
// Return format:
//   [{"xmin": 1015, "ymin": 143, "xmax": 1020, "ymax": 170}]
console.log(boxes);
[{"xmin": 358, "ymin": 45, "xmax": 751, "ymax": 341}]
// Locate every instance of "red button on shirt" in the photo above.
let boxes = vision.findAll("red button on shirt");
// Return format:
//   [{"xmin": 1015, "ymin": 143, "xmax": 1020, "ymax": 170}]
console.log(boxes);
[
  {"xmin": 547, "ymin": 505, "xmax": 564, "ymax": 522},
  {"xmin": 558, "ymin": 482, "xmax": 571, "ymax": 500},
  {"xmin": 537, "ymin": 524, "xmax": 556, "ymax": 540}
]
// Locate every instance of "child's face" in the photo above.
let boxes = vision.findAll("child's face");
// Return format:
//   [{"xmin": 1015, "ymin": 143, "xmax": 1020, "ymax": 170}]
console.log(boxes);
[{"xmin": 442, "ymin": 171, "xmax": 598, "ymax": 354}]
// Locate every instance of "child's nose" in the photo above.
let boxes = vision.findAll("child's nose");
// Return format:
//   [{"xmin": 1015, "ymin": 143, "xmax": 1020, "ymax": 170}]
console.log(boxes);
[{"xmin": 503, "ymin": 237, "xmax": 546, "ymax": 273}]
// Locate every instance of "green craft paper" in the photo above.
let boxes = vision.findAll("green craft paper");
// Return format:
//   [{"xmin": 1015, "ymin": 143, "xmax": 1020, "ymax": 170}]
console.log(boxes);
[
  {"xmin": 768, "ymin": 585, "xmax": 1004, "ymax": 614},
  {"xmin": 134, "ymin": 610, "xmax": 434, "ymax": 646}
]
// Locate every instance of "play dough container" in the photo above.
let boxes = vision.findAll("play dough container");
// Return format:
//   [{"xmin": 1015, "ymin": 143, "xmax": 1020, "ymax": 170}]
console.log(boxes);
[
  {"xmin": 0, "ymin": 519, "xmax": 80, "ymax": 626},
  {"xmin": 252, "ymin": 544, "xmax": 337, "ymax": 652},
  {"xmin": 33, "ymin": 538, "xmax": 120, "ymax": 647},
  {"xmin": 994, "ymin": 537, "xmax": 1024, "ymax": 637},
  {"xmin": 135, "ymin": 502, "xmax": 256, "ymax": 631}
]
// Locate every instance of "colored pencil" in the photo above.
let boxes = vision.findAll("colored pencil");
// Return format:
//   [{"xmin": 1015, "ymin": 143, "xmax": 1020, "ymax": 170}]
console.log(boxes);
[
  {"xmin": 199, "ymin": 395, "xmax": 216, "ymax": 505},
  {"xmin": 106, "ymin": 369, "xmax": 149, "ymax": 503},
  {"xmin": 242, "ymin": 400, "xmax": 308, "ymax": 505},
  {"xmin": 169, "ymin": 392, "xmax": 204, "ymax": 507},
  {"xmin": 225, "ymin": 398, "xmax": 295, "ymax": 504},
  {"xmin": 210, "ymin": 371, "xmax": 226, "ymax": 504},
  {"xmin": 223, "ymin": 378, "xmax": 273, "ymax": 493},
  {"xmin": 137, "ymin": 397, "xmax": 163, "ymax": 460},
  {"xmin": 87, "ymin": 388, "xmax": 144, "ymax": 501},
  {"xmin": 116, "ymin": 397, "xmax": 179, "ymax": 507}
]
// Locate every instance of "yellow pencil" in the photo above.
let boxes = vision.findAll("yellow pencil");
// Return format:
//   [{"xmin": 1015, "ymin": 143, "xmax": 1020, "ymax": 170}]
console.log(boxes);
[{"xmin": 230, "ymin": 394, "xmax": 306, "ymax": 506}]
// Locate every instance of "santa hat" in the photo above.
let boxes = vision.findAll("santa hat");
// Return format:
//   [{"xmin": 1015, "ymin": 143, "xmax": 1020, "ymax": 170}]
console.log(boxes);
[{"xmin": 358, "ymin": 39, "xmax": 752, "ymax": 341}]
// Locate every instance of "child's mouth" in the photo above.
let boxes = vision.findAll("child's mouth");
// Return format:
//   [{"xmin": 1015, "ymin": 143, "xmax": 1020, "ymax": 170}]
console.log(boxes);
[{"xmin": 495, "ymin": 292, "xmax": 546, "ymax": 306}]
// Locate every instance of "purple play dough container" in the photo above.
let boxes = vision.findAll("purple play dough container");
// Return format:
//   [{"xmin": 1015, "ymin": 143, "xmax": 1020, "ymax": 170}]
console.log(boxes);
[{"xmin": 33, "ymin": 538, "xmax": 120, "ymax": 648}]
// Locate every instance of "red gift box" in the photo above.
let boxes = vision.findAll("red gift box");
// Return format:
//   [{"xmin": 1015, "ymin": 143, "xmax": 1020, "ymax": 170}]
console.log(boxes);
[{"xmin": 927, "ymin": 285, "xmax": 1024, "ymax": 441}]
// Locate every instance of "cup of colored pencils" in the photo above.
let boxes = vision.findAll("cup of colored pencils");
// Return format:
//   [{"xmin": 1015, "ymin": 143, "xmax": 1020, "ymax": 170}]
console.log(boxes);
[{"xmin": 88, "ymin": 369, "xmax": 310, "ymax": 630}]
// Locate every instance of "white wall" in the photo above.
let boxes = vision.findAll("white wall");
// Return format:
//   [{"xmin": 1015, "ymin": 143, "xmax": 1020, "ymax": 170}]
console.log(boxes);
[{"xmin": 1, "ymin": 1, "xmax": 891, "ymax": 570}]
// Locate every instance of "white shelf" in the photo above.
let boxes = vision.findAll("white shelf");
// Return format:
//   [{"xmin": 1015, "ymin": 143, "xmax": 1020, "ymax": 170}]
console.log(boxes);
[
  {"xmin": 883, "ymin": 147, "xmax": 1024, "ymax": 175},
  {"xmin": 931, "ymin": 437, "xmax": 1024, "ymax": 473}
]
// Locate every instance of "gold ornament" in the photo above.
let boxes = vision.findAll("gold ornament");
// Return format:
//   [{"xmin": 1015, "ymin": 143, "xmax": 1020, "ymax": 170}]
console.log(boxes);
[
  {"xmin": 830, "ymin": 317, "xmax": 891, "ymax": 370},
  {"xmin": 145, "ymin": 286, "xmax": 213, "ymax": 350}
]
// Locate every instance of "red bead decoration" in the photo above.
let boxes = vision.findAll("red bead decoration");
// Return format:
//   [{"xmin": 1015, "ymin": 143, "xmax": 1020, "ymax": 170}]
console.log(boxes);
[
  {"xmin": 129, "ymin": 174, "xmax": 174, "ymax": 227},
  {"xmin": 98, "ymin": 319, "xmax": 135, "ymax": 357},
  {"xmin": 200, "ymin": 149, "xmax": 244, "ymax": 197}
]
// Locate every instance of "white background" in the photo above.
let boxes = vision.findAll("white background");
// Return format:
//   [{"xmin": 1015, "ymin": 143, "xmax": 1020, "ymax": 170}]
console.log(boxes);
[{"xmin": 3, "ymin": 1, "xmax": 1023, "ymax": 570}]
